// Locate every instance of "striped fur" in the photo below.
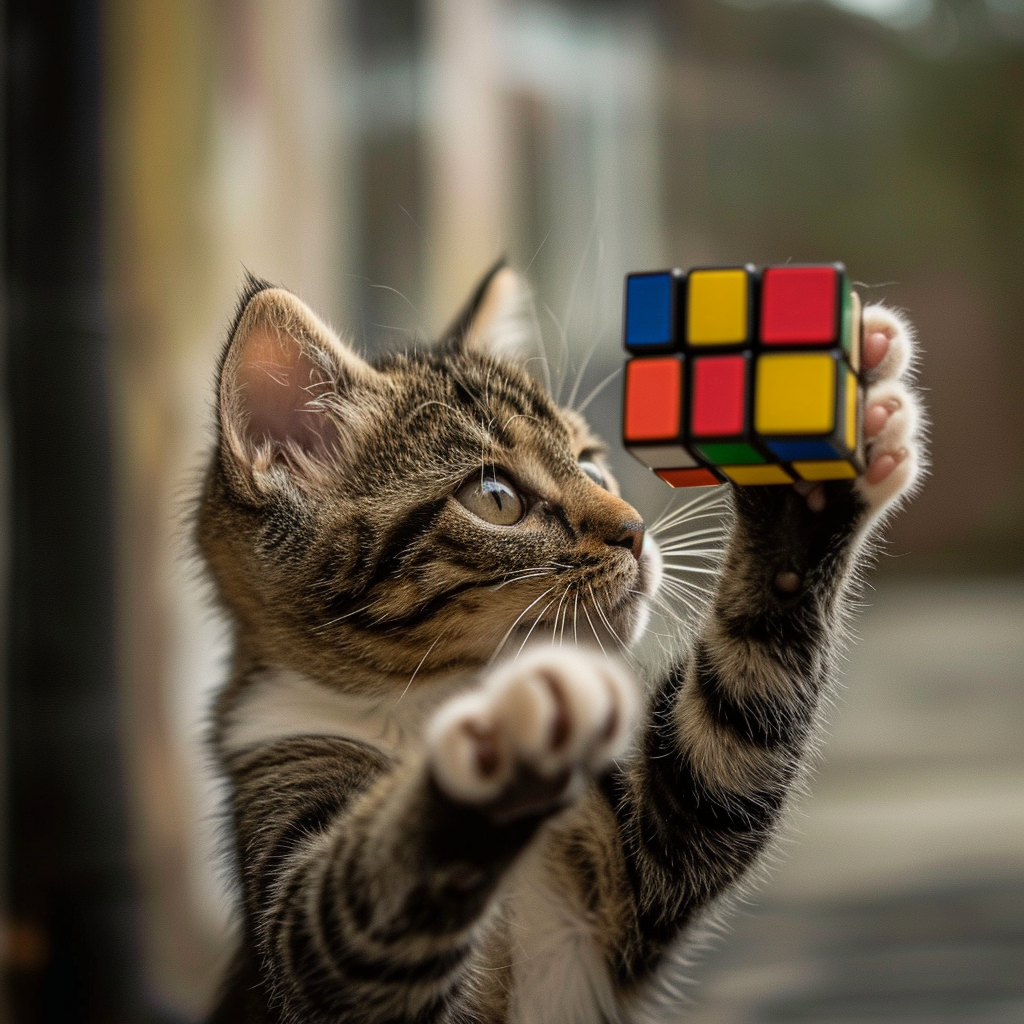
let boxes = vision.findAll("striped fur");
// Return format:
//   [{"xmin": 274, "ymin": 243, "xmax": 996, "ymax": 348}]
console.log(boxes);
[{"xmin": 197, "ymin": 266, "xmax": 924, "ymax": 1023}]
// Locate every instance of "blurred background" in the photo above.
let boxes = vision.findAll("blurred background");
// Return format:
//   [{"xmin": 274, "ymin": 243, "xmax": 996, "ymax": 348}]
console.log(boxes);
[{"xmin": 2, "ymin": 0, "xmax": 1023, "ymax": 1020}]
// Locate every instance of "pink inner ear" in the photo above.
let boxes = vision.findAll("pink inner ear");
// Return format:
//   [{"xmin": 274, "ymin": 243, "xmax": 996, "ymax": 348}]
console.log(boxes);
[{"xmin": 235, "ymin": 326, "xmax": 339, "ymax": 460}]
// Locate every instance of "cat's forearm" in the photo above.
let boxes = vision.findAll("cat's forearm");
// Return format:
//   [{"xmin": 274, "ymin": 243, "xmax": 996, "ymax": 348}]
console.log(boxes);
[
  {"xmin": 606, "ymin": 484, "xmax": 867, "ymax": 985},
  {"xmin": 225, "ymin": 735, "xmax": 545, "ymax": 1022}
]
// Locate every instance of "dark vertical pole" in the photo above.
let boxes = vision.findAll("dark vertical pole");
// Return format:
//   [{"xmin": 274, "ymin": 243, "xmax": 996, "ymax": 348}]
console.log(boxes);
[{"xmin": 3, "ymin": 1, "xmax": 146, "ymax": 1021}]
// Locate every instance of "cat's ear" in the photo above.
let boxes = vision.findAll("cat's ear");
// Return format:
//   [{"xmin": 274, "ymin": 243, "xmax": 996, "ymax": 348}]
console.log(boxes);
[
  {"xmin": 217, "ymin": 277, "xmax": 377, "ymax": 492},
  {"xmin": 438, "ymin": 259, "xmax": 538, "ymax": 362}
]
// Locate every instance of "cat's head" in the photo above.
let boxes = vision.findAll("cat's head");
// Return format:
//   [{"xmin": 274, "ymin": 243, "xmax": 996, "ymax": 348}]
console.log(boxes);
[{"xmin": 197, "ymin": 264, "xmax": 660, "ymax": 688}]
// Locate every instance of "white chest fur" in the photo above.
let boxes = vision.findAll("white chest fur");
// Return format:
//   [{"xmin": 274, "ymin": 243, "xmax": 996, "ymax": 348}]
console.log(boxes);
[
  {"xmin": 219, "ymin": 667, "xmax": 453, "ymax": 759},
  {"xmin": 508, "ymin": 868, "xmax": 620, "ymax": 1024}
]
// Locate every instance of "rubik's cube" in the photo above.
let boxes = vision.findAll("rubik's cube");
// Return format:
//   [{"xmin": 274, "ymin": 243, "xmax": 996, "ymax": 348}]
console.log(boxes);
[{"xmin": 622, "ymin": 264, "xmax": 864, "ymax": 486}]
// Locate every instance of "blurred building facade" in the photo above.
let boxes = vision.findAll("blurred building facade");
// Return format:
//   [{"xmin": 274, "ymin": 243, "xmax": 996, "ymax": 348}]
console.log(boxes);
[{"xmin": 3, "ymin": 0, "xmax": 1020, "ymax": 1019}]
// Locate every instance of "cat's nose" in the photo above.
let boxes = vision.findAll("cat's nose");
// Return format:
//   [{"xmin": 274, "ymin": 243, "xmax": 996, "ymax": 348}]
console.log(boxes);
[{"xmin": 607, "ymin": 521, "xmax": 645, "ymax": 562}]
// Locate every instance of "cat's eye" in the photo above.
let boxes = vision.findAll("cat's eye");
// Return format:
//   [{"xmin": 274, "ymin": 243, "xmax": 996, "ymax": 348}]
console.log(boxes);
[
  {"xmin": 455, "ymin": 472, "xmax": 526, "ymax": 526},
  {"xmin": 579, "ymin": 459, "xmax": 607, "ymax": 489}
]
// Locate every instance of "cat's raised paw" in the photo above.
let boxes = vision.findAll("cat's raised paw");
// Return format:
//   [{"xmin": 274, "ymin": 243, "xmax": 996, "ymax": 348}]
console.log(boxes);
[{"xmin": 427, "ymin": 648, "xmax": 639, "ymax": 813}]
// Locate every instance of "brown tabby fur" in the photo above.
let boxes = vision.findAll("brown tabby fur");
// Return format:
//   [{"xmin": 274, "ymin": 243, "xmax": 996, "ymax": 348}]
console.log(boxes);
[{"xmin": 196, "ymin": 264, "xmax": 923, "ymax": 1024}]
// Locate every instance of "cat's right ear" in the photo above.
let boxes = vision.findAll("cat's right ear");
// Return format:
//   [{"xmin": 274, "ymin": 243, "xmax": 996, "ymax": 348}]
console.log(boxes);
[
  {"xmin": 217, "ymin": 277, "xmax": 379, "ymax": 496},
  {"xmin": 437, "ymin": 258, "xmax": 538, "ymax": 363}
]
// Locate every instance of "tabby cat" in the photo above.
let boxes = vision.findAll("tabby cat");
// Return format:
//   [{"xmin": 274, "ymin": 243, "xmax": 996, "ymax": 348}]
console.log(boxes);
[{"xmin": 197, "ymin": 263, "xmax": 924, "ymax": 1023}]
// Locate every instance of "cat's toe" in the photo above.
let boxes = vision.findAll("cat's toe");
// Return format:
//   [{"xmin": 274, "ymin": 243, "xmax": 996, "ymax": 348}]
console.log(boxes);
[
  {"xmin": 428, "ymin": 690, "xmax": 516, "ymax": 803},
  {"xmin": 864, "ymin": 380, "xmax": 920, "ymax": 447},
  {"xmin": 861, "ymin": 304, "xmax": 915, "ymax": 384}
]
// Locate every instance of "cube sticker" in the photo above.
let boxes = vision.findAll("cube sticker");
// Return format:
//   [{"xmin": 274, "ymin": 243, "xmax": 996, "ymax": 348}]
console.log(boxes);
[
  {"xmin": 791, "ymin": 460, "xmax": 857, "ymax": 481},
  {"xmin": 622, "ymin": 262, "xmax": 864, "ymax": 487},
  {"xmin": 721, "ymin": 464, "xmax": 794, "ymax": 485},
  {"xmin": 623, "ymin": 356, "xmax": 699, "ymax": 470},
  {"xmin": 755, "ymin": 352, "xmax": 837, "ymax": 436},
  {"xmin": 686, "ymin": 268, "xmax": 751, "ymax": 346},
  {"xmin": 624, "ymin": 271, "xmax": 679, "ymax": 353},
  {"xmin": 846, "ymin": 291, "xmax": 862, "ymax": 371},
  {"xmin": 760, "ymin": 265, "xmax": 846, "ymax": 347},
  {"xmin": 690, "ymin": 353, "xmax": 768, "ymax": 466},
  {"xmin": 656, "ymin": 467, "xmax": 723, "ymax": 487},
  {"xmin": 691, "ymin": 355, "xmax": 747, "ymax": 436}
]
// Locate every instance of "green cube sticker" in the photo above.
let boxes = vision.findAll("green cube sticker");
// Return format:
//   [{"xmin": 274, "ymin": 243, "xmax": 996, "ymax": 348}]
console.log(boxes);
[{"xmin": 693, "ymin": 441, "xmax": 765, "ymax": 465}]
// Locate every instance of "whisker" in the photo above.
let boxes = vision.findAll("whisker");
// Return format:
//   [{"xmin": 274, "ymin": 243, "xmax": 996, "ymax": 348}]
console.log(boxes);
[
  {"xmin": 660, "ymin": 576, "xmax": 714, "ymax": 606},
  {"xmin": 313, "ymin": 601, "xmax": 375, "ymax": 632},
  {"xmin": 580, "ymin": 599, "xmax": 607, "ymax": 658},
  {"xmin": 659, "ymin": 563, "xmax": 721, "ymax": 575},
  {"xmin": 566, "ymin": 236, "xmax": 608, "ymax": 412},
  {"xmin": 657, "ymin": 582, "xmax": 705, "ymax": 620},
  {"xmin": 515, "ymin": 596, "xmax": 559, "ymax": 660},
  {"xmin": 658, "ymin": 539, "xmax": 727, "ymax": 555},
  {"xmin": 491, "ymin": 570, "xmax": 557, "ymax": 591},
  {"xmin": 650, "ymin": 589, "xmax": 701, "ymax": 622},
  {"xmin": 656, "ymin": 526, "xmax": 729, "ymax": 546},
  {"xmin": 587, "ymin": 583, "xmax": 627, "ymax": 652},
  {"xmin": 563, "ymin": 203, "xmax": 601, "ymax": 353},
  {"xmin": 558, "ymin": 585, "xmax": 576, "ymax": 646},
  {"xmin": 651, "ymin": 502, "xmax": 730, "ymax": 538},
  {"xmin": 649, "ymin": 491, "xmax": 730, "ymax": 534},
  {"xmin": 490, "ymin": 586, "xmax": 556, "ymax": 664},
  {"xmin": 393, "ymin": 634, "xmax": 443, "ymax": 707},
  {"xmin": 575, "ymin": 365, "xmax": 622, "ymax": 415},
  {"xmin": 565, "ymin": 326, "xmax": 607, "ymax": 411},
  {"xmin": 368, "ymin": 281, "xmax": 422, "ymax": 319},
  {"xmin": 542, "ymin": 302, "xmax": 571, "ymax": 405},
  {"xmin": 657, "ymin": 549, "xmax": 723, "ymax": 560},
  {"xmin": 660, "ymin": 573, "xmax": 714, "ymax": 598},
  {"xmin": 648, "ymin": 488, "xmax": 726, "ymax": 531},
  {"xmin": 524, "ymin": 226, "xmax": 551, "ymax": 274},
  {"xmin": 646, "ymin": 587, "xmax": 699, "ymax": 627},
  {"xmin": 550, "ymin": 585, "xmax": 573, "ymax": 648}
]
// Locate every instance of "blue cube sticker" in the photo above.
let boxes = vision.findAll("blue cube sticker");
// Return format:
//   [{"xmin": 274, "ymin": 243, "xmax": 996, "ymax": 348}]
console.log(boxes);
[
  {"xmin": 625, "ymin": 273, "xmax": 674, "ymax": 350},
  {"xmin": 767, "ymin": 440, "xmax": 842, "ymax": 461}
]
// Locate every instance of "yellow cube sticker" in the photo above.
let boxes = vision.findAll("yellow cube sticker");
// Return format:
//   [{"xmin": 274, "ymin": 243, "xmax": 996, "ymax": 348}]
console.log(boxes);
[
  {"xmin": 722, "ymin": 464, "xmax": 794, "ymax": 485},
  {"xmin": 687, "ymin": 270, "xmax": 748, "ymax": 345},
  {"xmin": 792, "ymin": 460, "xmax": 857, "ymax": 480},
  {"xmin": 755, "ymin": 353, "xmax": 837, "ymax": 435}
]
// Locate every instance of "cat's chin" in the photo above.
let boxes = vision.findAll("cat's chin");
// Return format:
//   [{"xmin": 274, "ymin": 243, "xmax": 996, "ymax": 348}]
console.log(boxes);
[
  {"xmin": 618, "ymin": 533, "xmax": 662, "ymax": 647},
  {"xmin": 591, "ymin": 538, "xmax": 662, "ymax": 651},
  {"xmin": 638, "ymin": 533, "xmax": 663, "ymax": 601}
]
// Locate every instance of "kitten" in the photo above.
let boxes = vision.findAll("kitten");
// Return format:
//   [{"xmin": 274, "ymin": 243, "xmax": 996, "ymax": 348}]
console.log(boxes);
[{"xmin": 197, "ymin": 263, "xmax": 924, "ymax": 1024}]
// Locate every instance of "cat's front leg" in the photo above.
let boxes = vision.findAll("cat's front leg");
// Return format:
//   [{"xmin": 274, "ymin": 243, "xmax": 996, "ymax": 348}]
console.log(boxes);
[{"xmin": 603, "ymin": 305, "xmax": 926, "ymax": 1001}]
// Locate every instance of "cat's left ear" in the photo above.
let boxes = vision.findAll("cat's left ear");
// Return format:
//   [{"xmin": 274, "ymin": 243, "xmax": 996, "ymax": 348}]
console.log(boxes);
[
  {"xmin": 217, "ymin": 277, "xmax": 382, "ymax": 496},
  {"xmin": 438, "ymin": 259, "xmax": 538, "ymax": 362}
]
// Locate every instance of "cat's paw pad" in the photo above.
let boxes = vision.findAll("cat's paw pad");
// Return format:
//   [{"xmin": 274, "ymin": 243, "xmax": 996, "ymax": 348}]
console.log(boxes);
[
  {"xmin": 427, "ymin": 648, "xmax": 638, "ymax": 811},
  {"xmin": 855, "ymin": 304, "xmax": 927, "ymax": 519}
]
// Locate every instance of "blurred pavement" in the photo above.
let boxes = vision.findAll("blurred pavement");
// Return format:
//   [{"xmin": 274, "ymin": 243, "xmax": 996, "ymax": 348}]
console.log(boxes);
[{"xmin": 688, "ymin": 579, "xmax": 1024, "ymax": 1023}]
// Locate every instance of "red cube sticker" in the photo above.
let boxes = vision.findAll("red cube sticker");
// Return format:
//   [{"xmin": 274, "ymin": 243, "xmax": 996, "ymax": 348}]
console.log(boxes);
[
  {"xmin": 760, "ymin": 266, "xmax": 838, "ymax": 345},
  {"xmin": 691, "ymin": 355, "xmax": 747, "ymax": 437}
]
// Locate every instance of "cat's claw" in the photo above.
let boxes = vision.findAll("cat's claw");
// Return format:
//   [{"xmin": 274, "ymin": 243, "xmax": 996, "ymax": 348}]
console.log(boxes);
[{"xmin": 427, "ymin": 648, "xmax": 639, "ymax": 814}]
